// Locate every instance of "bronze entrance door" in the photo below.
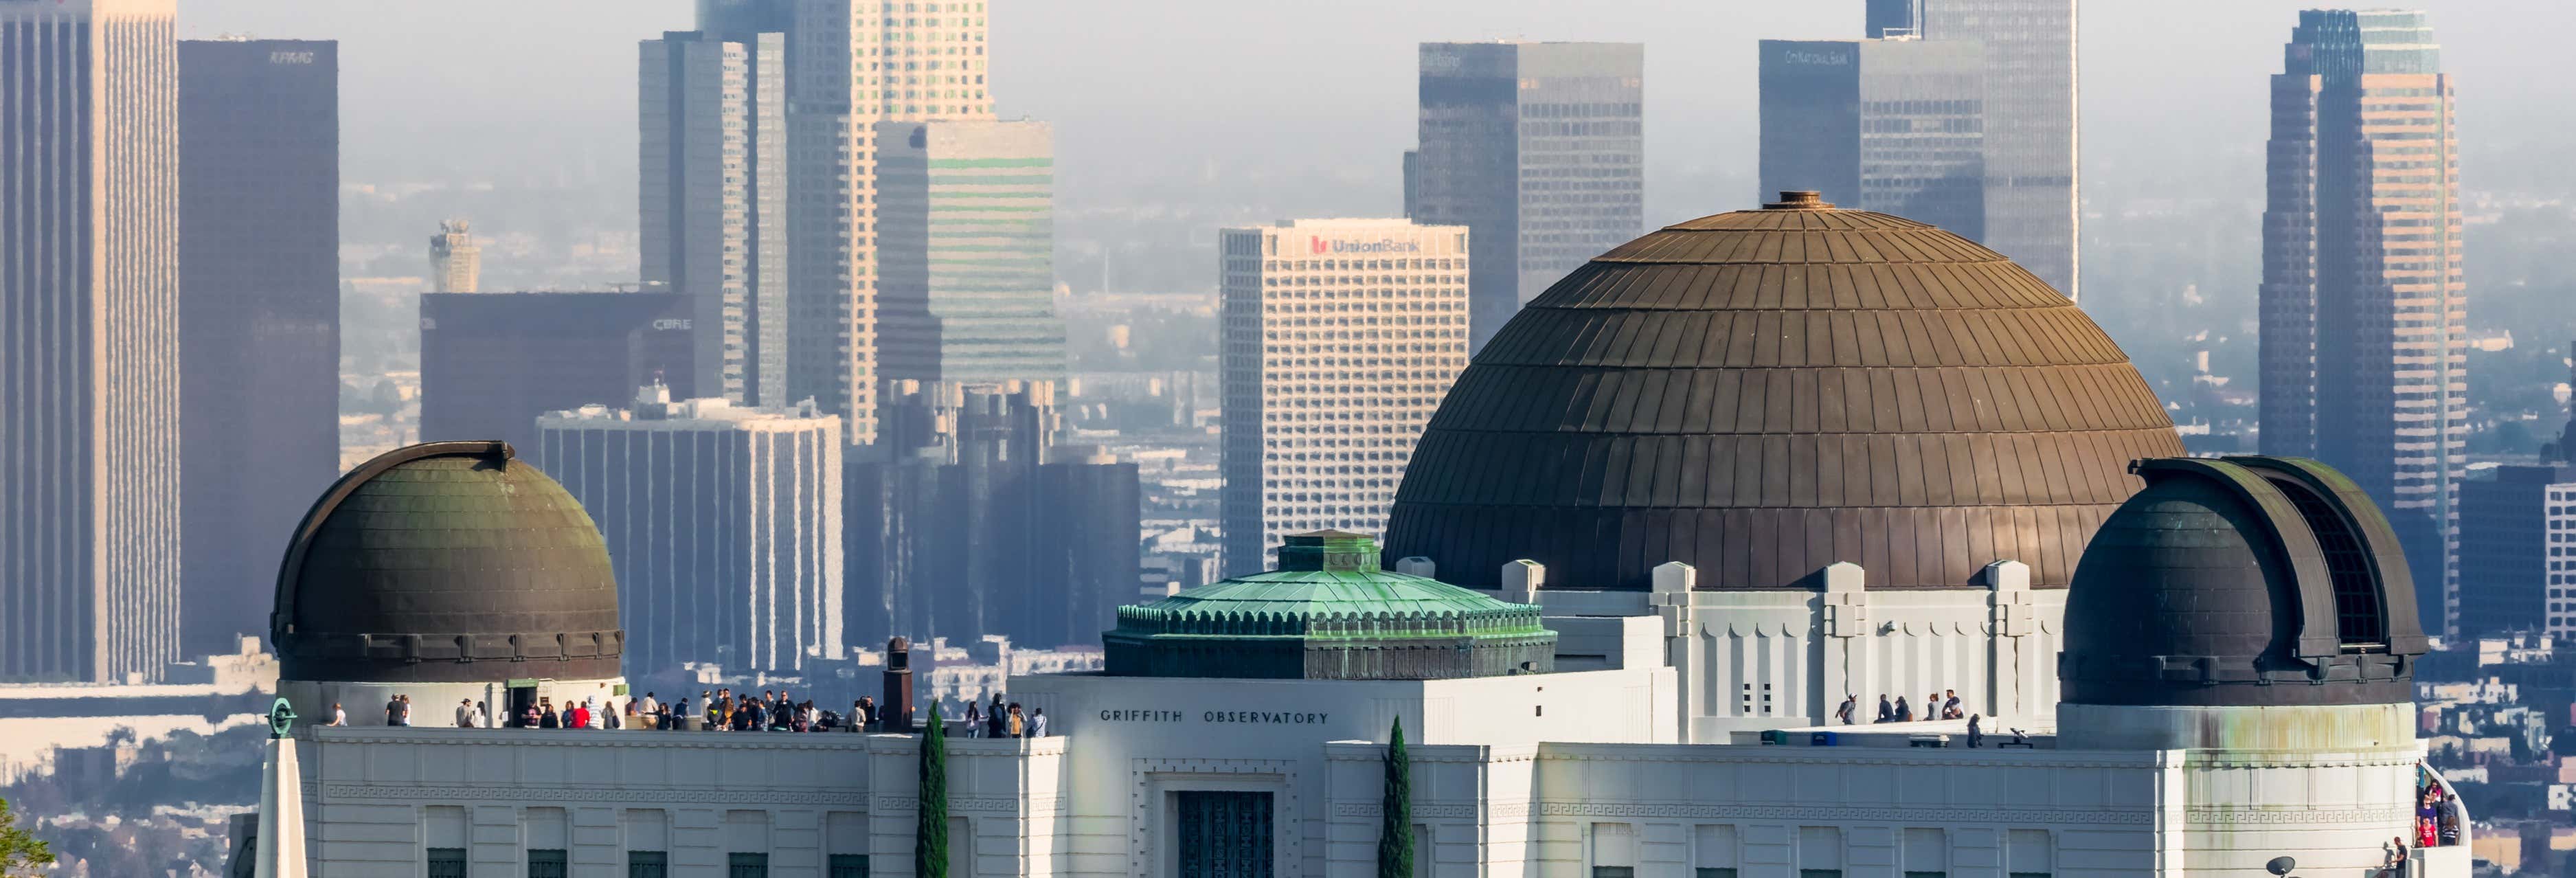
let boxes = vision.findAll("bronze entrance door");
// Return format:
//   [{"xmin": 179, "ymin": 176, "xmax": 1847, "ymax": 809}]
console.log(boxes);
[{"xmin": 1175, "ymin": 791, "xmax": 1272, "ymax": 878}]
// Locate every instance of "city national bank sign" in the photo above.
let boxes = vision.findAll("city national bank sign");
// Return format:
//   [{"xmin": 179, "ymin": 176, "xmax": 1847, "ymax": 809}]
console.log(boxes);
[
  {"xmin": 1310, "ymin": 237, "xmax": 1423, "ymax": 256},
  {"xmin": 1100, "ymin": 708, "xmax": 1331, "ymax": 726}
]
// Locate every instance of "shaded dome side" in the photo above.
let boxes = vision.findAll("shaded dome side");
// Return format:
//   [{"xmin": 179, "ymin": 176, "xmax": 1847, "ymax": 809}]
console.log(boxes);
[
  {"xmin": 2059, "ymin": 457, "xmax": 2420, "ymax": 708},
  {"xmin": 273, "ymin": 441, "xmax": 624, "ymax": 684}
]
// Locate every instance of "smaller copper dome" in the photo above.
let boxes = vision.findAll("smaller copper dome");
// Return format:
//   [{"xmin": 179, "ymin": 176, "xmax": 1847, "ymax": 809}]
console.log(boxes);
[
  {"xmin": 2060, "ymin": 456, "xmax": 2427, "ymax": 708},
  {"xmin": 271, "ymin": 442, "xmax": 624, "ymax": 683}
]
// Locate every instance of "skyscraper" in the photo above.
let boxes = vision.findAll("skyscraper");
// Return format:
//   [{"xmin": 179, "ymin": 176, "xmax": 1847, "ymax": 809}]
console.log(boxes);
[
  {"xmin": 641, "ymin": 29, "xmax": 788, "ymax": 406},
  {"xmin": 2260, "ymin": 9, "xmax": 2465, "ymax": 634},
  {"xmin": 1918, "ymin": 0, "xmax": 2077, "ymax": 298},
  {"xmin": 178, "ymin": 37, "xmax": 341, "ymax": 657},
  {"xmin": 874, "ymin": 119, "xmax": 1065, "ymax": 385},
  {"xmin": 418, "ymin": 291, "xmax": 696, "ymax": 455},
  {"xmin": 1218, "ymin": 219, "xmax": 1469, "ymax": 574},
  {"xmin": 539, "ymin": 388, "xmax": 843, "ymax": 677},
  {"xmin": 1758, "ymin": 38, "xmax": 1984, "ymax": 238},
  {"xmin": 429, "ymin": 220, "xmax": 480, "ymax": 293},
  {"xmin": 1412, "ymin": 41, "xmax": 1642, "ymax": 353},
  {"xmin": 0, "ymin": 0, "xmax": 179, "ymax": 684},
  {"xmin": 2456, "ymin": 465, "xmax": 2568, "ymax": 641},
  {"xmin": 846, "ymin": 380, "xmax": 1140, "ymax": 646},
  {"xmin": 786, "ymin": 1, "xmax": 995, "ymax": 446}
]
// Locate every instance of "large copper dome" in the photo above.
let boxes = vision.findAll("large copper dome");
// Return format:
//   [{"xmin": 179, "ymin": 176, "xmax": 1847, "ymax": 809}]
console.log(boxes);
[
  {"xmin": 1383, "ymin": 193, "xmax": 2184, "ymax": 592},
  {"xmin": 271, "ymin": 441, "xmax": 624, "ymax": 682}
]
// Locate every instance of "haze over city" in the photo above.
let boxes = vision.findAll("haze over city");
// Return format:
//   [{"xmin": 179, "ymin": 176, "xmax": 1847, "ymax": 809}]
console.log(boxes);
[{"xmin": 4, "ymin": 1, "xmax": 2574, "ymax": 875}]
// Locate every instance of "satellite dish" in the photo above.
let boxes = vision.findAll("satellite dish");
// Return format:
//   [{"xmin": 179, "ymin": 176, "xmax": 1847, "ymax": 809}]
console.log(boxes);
[{"xmin": 2266, "ymin": 855, "xmax": 2296, "ymax": 876}]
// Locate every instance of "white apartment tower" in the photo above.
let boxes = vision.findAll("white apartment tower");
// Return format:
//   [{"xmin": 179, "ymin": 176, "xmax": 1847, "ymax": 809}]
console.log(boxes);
[
  {"xmin": 787, "ymin": 0, "xmax": 993, "ymax": 446},
  {"xmin": 642, "ymin": 30, "xmax": 789, "ymax": 407},
  {"xmin": 429, "ymin": 219, "xmax": 480, "ymax": 293},
  {"xmin": 537, "ymin": 387, "xmax": 845, "ymax": 677},
  {"xmin": 0, "ymin": 0, "xmax": 182, "ymax": 683},
  {"xmin": 1218, "ymin": 219, "xmax": 1469, "ymax": 574}
]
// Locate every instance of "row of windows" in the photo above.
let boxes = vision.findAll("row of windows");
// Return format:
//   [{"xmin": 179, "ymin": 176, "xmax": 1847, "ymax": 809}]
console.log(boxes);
[{"xmin": 426, "ymin": 849, "xmax": 864, "ymax": 878}]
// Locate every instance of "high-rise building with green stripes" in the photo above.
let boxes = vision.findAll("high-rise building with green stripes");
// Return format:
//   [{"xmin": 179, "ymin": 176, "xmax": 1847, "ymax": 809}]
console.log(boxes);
[{"xmin": 872, "ymin": 120, "xmax": 1066, "ymax": 385}]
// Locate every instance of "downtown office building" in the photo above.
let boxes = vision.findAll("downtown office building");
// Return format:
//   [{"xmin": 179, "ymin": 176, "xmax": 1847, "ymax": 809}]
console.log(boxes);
[
  {"xmin": 782, "ymin": 0, "xmax": 995, "ymax": 445},
  {"xmin": 1217, "ymin": 218, "xmax": 1469, "ymax": 575},
  {"xmin": 539, "ymin": 390, "xmax": 844, "ymax": 678},
  {"xmin": 1410, "ymin": 41, "xmax": 1642, "ymax": 353},
  {"xmin": 0, "ymin": 0, "xmax": 181, "ymax": 682},
  {"xmin": 418, "ymin": 291, "xmax": 697, "ymax": 456},
  {"xmin": 874, "ymin": 119, "xmax": 1066, "ymax": 385},
  {"xmin": 1757, "ymin": 36, "xmax": 1985, "ymax": 238},
  {"xmin": 2258, "ymin": 8, "xmax": 2465, "ymax": 633},
  {"xmin": 642, "ymin": 28, "xmax": 789, "ymax": 407},
  {"xmin": 1916, "ymin": 0, "xmax": 2079, "ymax": 299},
  {"xmin": 178, "ymin": 37, "xmax": 341, "ymax": 657}
]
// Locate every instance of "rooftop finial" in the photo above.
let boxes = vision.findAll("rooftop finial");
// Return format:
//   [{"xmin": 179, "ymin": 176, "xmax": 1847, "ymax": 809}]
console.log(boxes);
[{"xmin": 1764, "ymin": 190, "xmax": 1833, "ymax": 210}]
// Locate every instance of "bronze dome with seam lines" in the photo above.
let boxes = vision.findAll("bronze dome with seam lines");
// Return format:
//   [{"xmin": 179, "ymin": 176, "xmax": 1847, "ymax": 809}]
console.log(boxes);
[
  {"xmin": 1383, "ymin": 192, "xmax": 2184, "ymax": 592},
  {"xmin": 270, "ymin": 440, "xmax": 624, "ymax": 682}
]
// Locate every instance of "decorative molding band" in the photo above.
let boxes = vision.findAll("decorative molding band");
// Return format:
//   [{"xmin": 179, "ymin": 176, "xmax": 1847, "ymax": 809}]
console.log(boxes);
[
  {"xmin": 315, "ymin": 784, "xmax": 868, "ymax": 807},
  {"xmin": 2185, "ymin": 807, "xmax": 2412, "ymax": 825},
  {"xmin": 1526, "ymin": 801, "xmax": 2154, "ymax": 826},
  {"xmin": 1528, "ymin": 747, "xmax": 2158, "ymax": 770},
  {"xmin": 1332, "ymin": 803, "xmax": 1475, "ymax": 819}
]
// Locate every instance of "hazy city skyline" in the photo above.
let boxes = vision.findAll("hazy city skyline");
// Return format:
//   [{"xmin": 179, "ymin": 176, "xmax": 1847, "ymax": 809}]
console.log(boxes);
[{"xmin": 172, "ymin": 1, "xmax": 2576, "ymax": 227}]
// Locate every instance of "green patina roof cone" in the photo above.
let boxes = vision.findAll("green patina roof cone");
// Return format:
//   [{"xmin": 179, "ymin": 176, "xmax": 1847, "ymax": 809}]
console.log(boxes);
[{"xmin": 1103, "ymin": 531, "xmax": 1557, "ymax": 680}]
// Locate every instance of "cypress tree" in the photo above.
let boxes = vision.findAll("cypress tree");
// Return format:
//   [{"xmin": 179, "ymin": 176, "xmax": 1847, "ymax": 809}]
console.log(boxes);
[
  {"xmin": 1378, "ymin": 715, "xmax": 1412, "ymax": 878},
  {"xmin": 916, "ymin": 704, "xmax": 949, "ymax": 878}
]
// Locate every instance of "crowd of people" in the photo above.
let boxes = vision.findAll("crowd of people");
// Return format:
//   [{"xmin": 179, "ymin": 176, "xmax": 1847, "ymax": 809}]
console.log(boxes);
[
  {"xmin": 1831, "ymin": 690, "xmax": 1969, "ymax": 725},
  {"xmin": 1830, "ymin": 690, "xmax": 1992, "ymax": 747},
  {"xmin": 317, "ymin": 688, "xmax": 1049, "ymax": 739}
]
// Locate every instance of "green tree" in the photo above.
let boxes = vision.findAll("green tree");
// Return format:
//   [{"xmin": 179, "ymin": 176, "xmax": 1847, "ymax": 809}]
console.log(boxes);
[
  {"xmin": 1378, "ymin": 716, "xmax": 1411, "ymax": 878},
  {"xmin": 916, "ymin": 705, "xmax": 949, "ymax": 878},
  {"xmin": 0, "ymin": 798, "xmax": 55, "ymax": 878}
]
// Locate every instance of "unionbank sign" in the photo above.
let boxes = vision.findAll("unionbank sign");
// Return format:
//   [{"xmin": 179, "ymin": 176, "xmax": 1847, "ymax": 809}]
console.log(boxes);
[{"xmin": 1309, "ymin": 237, "xmax": 1424, "ymax": 255}]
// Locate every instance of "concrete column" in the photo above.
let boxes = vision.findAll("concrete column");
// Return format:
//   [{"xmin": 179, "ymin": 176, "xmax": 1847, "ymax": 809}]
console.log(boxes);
[
  {"xmin": 1649, "ymin": 562, "xmax": 1697, "ymax": 741},
  {"xmin": 1501, "ymin": 560, "xmax": 1544, "ymax": 605},
  {"xmin": 253, "ymin": 737, "xmax": 308, "ymax": 878},
  {"xmin": 1817, "ymin": 562, "xmax": 1868, "ymax": 730},
  {"xmin": 1982, "ymin": 559, "xmax": 2031, "ymax": 722}
]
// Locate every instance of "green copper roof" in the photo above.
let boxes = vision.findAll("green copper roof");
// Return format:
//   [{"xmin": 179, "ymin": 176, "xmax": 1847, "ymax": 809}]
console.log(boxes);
[
  {"xmin": 1104, "ymin": 532, "xmax": 1557, "ymax": 679},
  {"xmin": 1121, "ymin": 531, "xmax": 1548, "ymax": 635}
]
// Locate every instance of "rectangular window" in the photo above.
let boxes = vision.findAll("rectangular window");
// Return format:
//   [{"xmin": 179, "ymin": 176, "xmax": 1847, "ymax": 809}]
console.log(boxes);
[
  {"xmin": 1594, "ymin": 870, "xmax": 1636, "ymax": 878},
  {"xmin": 427, "ymin": 848, "xmax": 467, "ymax": 878},
  {"xmin": 629, "ymin": 851, "xmax": 669, "ymax": 878},
  {"xmin": 730, "ymin": 852, "xmax": 770, "ymax": 878},
  {"xmin": 828, "ymin": 853, "xmax": 869, "ymax": 878},
  {"xmin": 1800, "ymin": 872, "xmax": 1846, "ymax": 878},
  {"xmin": 528, "ymin": 848, "xmax": 568, "ymax": 878},
  {"xmin": 1697, "ymin": 871, "xmax": 1740, "ymax": 878}
]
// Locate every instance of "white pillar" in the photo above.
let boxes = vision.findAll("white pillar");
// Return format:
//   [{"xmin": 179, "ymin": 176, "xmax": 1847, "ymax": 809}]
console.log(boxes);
[
  {"xmin": 1649, "ymin": 562, "xmax": 1699, "ymax": 741},
  {"xmin": 1982, "ymin": 559, "xmax": 2032, "ymax": 723},
  {"xmin": 254, "ymin": 736, "xmax": 308, "ymax": 878},
  {"xmin": 1818, "ymin": 562, "xmax": 1869, "ymax": 730},
  {"xmin": 1501, "ymin": 560, "xmax": 1545, "ymax": 605}
]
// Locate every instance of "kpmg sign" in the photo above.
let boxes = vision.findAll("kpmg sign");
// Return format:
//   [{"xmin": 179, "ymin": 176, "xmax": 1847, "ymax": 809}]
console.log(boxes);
[
  {"xmin": 1308, "ymin": 237, "xmax": 1423, "ymax": 256},
  {"xmin": 1777, "ymin": 47, "xmax": 1853, "ymax": 67}
]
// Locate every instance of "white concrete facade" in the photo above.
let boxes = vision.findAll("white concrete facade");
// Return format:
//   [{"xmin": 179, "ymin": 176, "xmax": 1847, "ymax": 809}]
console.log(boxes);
[
  {"xmin": 1517, "ymin": 559, "xmax": 2061, "ymax": 742},
  {"xmin": 1217, "ymin": 218, "xmax": 1469, "ymax": 574},
  {"xmin": 289, "ymin": 662, "xmax": 2463, "ymax": 877}
]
